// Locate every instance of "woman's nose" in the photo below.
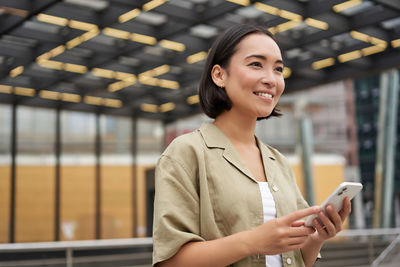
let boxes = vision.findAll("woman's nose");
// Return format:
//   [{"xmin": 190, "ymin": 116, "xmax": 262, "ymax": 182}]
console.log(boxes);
[{"xmin": 261, "ymin": 69, "xmax": 276, "ymax": 87}]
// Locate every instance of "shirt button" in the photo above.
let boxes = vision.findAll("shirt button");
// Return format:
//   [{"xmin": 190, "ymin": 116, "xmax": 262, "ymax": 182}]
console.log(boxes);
[
  {"xmin": 286, "ymin": 257, "xmax": 292, "ymax": 265},
  {"xmin": 272, "ymin": 185, "xmax": 279, "ymax": 192}
]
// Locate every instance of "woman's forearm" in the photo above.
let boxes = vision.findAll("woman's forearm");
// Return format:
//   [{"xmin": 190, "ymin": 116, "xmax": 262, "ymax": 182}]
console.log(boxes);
[
  {"xmin": 157, "ymin": 230, "xmax": 254, "ymax": 267},
  {"xmin": 300, "ymin": 235, "xmax": 324, "ymax": 267}
]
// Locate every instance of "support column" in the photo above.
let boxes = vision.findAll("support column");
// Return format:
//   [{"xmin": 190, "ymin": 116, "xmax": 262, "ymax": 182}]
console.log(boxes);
[
  {"xmin": 345, "ymin": 79, "xmax": 365, "ymax": 229},
  {"xmin": 95, "ymin": 113, "xmax": 101, "ymax": 239},
  {"xmin": 132, "ymin": 115, "xmax": 137, "ymax": 237},
  {"xmin": 9, "ymin": 102, "xmax": 17, "ymax": 243},
  {"xmin": 295, "ymin": 98, "xmax": 315, "ymax": 206},
  {"xmin": 54, "ymin": 107, "xmax": 61, "ymax": 241},
  {"xmin": 374, "ymin": 69, "xmax": 399, "ymax": 228}
]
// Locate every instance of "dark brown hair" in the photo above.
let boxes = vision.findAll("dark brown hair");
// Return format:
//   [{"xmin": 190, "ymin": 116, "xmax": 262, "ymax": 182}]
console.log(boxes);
[{"xmin": 199, "ymin": 24, "xmax": 282, "ymax": 120}]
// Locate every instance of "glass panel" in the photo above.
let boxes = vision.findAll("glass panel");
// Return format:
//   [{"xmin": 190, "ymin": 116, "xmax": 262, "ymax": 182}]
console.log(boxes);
[
  {"xmin": 15, "ymin": 106, "xmax": 55, "ymax": 242},
  {"xmin": 137, "ymin": 119, "xmax": 163, "ymax": 159},
  {"xmin": 100, "ymin": 115, "xmax": 133, "ymax": 238},
  {"xmin": 60, "ymin": 111, "xmax": 96, "ymax": 240},
  {"xmin": 0, "ymin": 104, "xmax": 11, "ymax": 243}
]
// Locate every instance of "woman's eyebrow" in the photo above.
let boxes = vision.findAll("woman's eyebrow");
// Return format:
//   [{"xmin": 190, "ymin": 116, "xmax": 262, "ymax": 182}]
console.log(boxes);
[{"xmin": 245, "ymin": 54, "xmax": 284, "ymax": 64}]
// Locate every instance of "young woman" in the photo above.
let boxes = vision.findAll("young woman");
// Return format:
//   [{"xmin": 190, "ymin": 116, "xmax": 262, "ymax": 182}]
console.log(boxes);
[{"xmin": 152, "ymin": 24, "xmax": 351, "ymax": 267}]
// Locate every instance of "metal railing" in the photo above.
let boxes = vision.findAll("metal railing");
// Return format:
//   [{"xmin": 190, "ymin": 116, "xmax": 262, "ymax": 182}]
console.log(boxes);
[
  {"xmin": 1, "ymin": 229, "xmax": 400, "ymax": 267},
  {"xmin": 371, "ymin": 234, "xmax": 400, "ymax": 267},
  {"xmin": 315, "ymin": 228, "xmax": 400, "ymax": 267},
  {"xmin": 0, "ymin": 237, "xmax": 153, "ymax": 267}
]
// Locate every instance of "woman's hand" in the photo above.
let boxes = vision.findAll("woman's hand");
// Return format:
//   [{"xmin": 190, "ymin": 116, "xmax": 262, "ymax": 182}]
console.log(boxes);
[
  {"xmin": 247, "ymin": 206, "xmax": 320, "ymax": 255},
  {"xmin": 311, "ymin": 197, "xmax": 351, "ymax": 242}
]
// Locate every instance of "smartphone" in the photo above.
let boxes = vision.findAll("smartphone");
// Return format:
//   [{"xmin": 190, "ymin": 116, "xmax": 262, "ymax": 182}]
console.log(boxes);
[{"xmin": 305, "ymin": 182, "xmax": 363, "ymax": 227}]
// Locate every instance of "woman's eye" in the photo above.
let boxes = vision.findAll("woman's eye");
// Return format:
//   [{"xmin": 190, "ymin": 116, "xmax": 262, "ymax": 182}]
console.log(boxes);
[
  {"xmin": 249, "ymin": 62, "xmax": 262, "ymax": 67},
  {"xmin": 275, "ymin": 66, "xmax": 283, "ymax": 73}
]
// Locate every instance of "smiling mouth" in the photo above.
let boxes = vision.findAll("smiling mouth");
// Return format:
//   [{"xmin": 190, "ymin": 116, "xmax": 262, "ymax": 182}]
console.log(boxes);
[{"xmin": 254, "ymin": 92, "xmax": 273, "ymax": 99}]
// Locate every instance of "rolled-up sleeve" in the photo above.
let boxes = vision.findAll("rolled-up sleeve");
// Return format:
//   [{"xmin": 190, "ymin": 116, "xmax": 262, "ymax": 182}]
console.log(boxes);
[{"xmin": 152, "ymin": 154, "xmax": 204, "ymax": 266}]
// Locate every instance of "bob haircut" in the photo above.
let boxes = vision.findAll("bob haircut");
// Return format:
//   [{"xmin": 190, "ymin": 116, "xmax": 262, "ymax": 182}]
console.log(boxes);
[{"xmin": 199, "ymin": 24, "xmax": 282, "ymax": 120}]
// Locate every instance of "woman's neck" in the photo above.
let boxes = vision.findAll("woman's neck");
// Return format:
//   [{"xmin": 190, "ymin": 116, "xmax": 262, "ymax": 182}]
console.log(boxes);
[{"xmin": 213, "ymin": 110, "xmax": 257, "ymax": 146}]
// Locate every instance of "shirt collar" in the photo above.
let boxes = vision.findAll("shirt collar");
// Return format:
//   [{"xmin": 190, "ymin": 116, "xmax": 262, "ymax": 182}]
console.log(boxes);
[
  {"xmin": 198, "ymin": 122, "xmax": 277, "ymax": 183},
  {"xmin": 199, "ymin": 122, "xmax": 276, "ymax": 161}
]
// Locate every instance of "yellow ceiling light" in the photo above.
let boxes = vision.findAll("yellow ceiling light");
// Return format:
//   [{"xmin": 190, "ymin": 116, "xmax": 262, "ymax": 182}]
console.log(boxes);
[
  {"xmin": 159, "ymin": 39, "xmax": 186, "ymax": 52},
  {"xmin": 14, "ymin": 87, "xmax": 35, "ymax": 97},
  {"xmin": 350, "ymin": 30, "xmax": 370, "ymax": 43},
  {"xmin": 108, "ymin": 81, "xmax": 125, "ymax": 92},
  {"xmin": 49, "ymin": 45, "xmax": 66, "ymax": 57},
  {"xmin": 0, "ymin": 85, "xmax": 13, "ymax": 94},
  {"xmin": 268, "ymin": 27, "xmax": 277, "ymax": 35},
  {"xmin": 392, "ymin": 38, "xmax": 400, "ymax": 48},
  {"xmin": 115, "ymin": 71, "xmax": 135, "ymax": 80},
  {"xmin": 36, "ymin": 52, "xmax": 52, "ymax": 63},
  {"xmin": 139, "ymin": 75, "xmax": 159, "ymax": 86},
  {"xmin": 279, "ymin": 10, "xmax": 302, "ymax": 21},
  {"xmin": 10, "ymin": 66, "xmax": 24, "ymax": 77},
  {"xmin": 61, "ymin": 93, "xmax": 81, "ymax": 103},
  {"xmin": 369, "ymin": 37, "xmax": 387, "ymax": 46},
  {"xmin": 143, "ymin": 0, "xmax": 168, "ymax": 12},
  {"xmin": 66, "ymin": 36, "xmax": 83, "ymax": 49},
  {"xmin": 103, "ymin": 27, "xmax": 131, "ymax": 40},
  {"xmin": 186, "ymin": 51, "xmax": 208, "ymax": 64},
  {"xmin": 118, "ymin": 8, "xmax": 141, "ymax": 23},
  {"xmin": 160, "ymin": 102, "xmax": 175, "ymax": 112},
  {"xmin": 275, "ymin": 20, "xmax": 302, "ymax": 33},
  {"xmin": 131, "ymin": 33, "xmax": 157, "ymax": 45},
  {"xmin": 283, "ymin": 67, "xmax": 291, "ymax": 79},
  {"xmin": 159, "ymin": 79, "xmax": 179, "ymax": 90},
  {"xmin": 37, "ymin": 13, "xmax": 68, "ymax": 26},
  {"xmin": 338, "ymin": 50, "xmax": 362, "ymax": 63},
  {"xmin": 361, "ymin": 45, "xmax": 387, "ymax": 56},
  {"xmin": 333, "ymin": 0, "xmax": 362, "ymax": 13},
  {"xmin": 151, "ymin": 64, "xmax": 170, "ymax": 76},
  {"xmin": 226, "ymin": 0, "xmax": 250, "ymax": 6},
  {"xmin": 68, "ymin": 20, "xmax": 98, "ymax": 31},
  {"xmin": 38, "ymin": 60, "xmax": 64, "ymax": 70},
  {"xmin": 80, "ymin": 28, "xmax": 99, "ymax": 41},
  {"xmin": 64, "ymin": 63, "xmax": 87, "ymax": 74},
  {"xmin": 39, "ymin": 90, "xmax": 60, "ymax": 100},
  {"xmin": 305, "ymin": 18, "xmax": 329, "ymax": 30},
  {"xmin": 312, "ymin": 58, "xmax": 335, "ymax": 70},
  {"xmin": 122, "ymin": 76, "xmax": 136, "ymax": 85},
  {"xmin": 141, "ymin": 103, "xmax": 158, "ymax": 113},
  {"xmin": 187, "ymin": 94, "xmax": 199, "ymax": 104},
  {"xmin": 92, "ymin": 68, "xmax": 115, "ymax": 79},
  {"xmin": 84, "ymin": 96, "xmax": 103, "ymax": 106},
  {"xmin": 104, "ymin": 98, "xmax": 123, "ymax": 108},
  {"xmin": 254, "ymin": 2, "xmax": 279, "ymax": 15}
]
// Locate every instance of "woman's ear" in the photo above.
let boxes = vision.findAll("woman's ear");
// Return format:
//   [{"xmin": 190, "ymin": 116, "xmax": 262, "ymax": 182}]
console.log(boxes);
[{"xmin": 211, "ymin": 64, "xmax": 226, "ymax": 88}]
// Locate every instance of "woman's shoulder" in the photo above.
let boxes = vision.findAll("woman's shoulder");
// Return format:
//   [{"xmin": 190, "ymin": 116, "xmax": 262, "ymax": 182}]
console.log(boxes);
[{"xmin": 162, "ymin": 128, "xmax": 205, "ymax": 158}]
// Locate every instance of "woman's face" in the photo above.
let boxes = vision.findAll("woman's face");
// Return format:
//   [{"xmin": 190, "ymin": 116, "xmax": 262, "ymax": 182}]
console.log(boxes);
[{"xmin": 214, "ymin": 33, "xmax": 285, "ymax": 119}]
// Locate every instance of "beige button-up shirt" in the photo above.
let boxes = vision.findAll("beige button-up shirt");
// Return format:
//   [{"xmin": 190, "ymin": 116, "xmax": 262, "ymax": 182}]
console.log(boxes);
[{"xmin": 153, "ymin": 123, "xmax": 314, "ymax": 267}]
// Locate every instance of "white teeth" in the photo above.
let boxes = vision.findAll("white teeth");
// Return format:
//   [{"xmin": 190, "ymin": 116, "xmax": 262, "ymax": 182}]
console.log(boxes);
[{"xmin": 255, "ymin": 92, "xmax": 273, "ymax": 98}]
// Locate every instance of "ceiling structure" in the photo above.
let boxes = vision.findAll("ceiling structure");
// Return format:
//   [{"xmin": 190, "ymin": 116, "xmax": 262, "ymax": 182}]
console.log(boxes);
[{"xmin": 0, "ymin": 0, "xmax": 399, "ymax": 122}]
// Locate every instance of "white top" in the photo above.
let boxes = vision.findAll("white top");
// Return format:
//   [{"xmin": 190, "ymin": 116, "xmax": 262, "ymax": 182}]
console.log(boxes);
[{"xmin": 258, "ymin": 182, "xmax": 283, "ymax": 267}]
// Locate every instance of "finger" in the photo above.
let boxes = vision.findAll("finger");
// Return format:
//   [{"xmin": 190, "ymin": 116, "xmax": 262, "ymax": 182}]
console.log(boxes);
[
  {"xmin": 325, "ymin": 205, "xmax": 342, "ymax": 230},
  {"xmin": 288, "ymin": 226, "xmax": 315, "ymax": 237},
  {"xmin": 283, "ymin": 206, "xmax": 320, "ymax": 224},
  {"xmin": 313, "ymin": 218, "xmax": 328, "ymax": 235},
  {"xmin": 287, "ymin": 235, "xmax": 309, "ymax": 246},
  {"xmin": 317, "ymin": 211, "xmax": 335, "ymax": 235},
  {"xmin": 339, "ymin": 197, "xmax": 351, "ymax": 221},
  {"xmin": 291, "ymin": 220, "xmax": 305, "ymax": 227}
]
